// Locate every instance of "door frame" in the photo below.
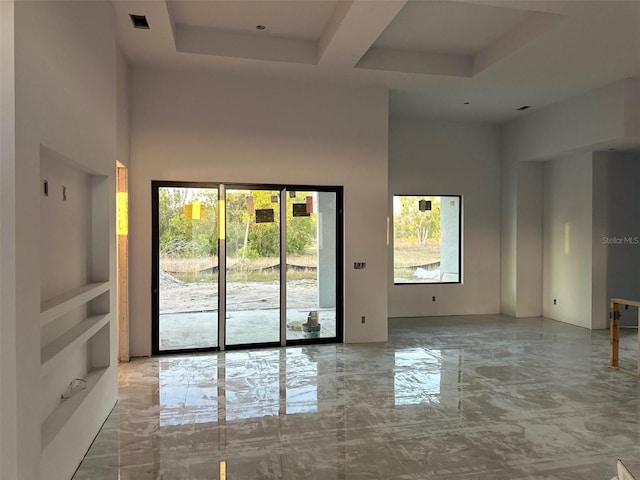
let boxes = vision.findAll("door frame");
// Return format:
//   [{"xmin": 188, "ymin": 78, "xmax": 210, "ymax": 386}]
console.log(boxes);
[
  {"xmin": 116, "ymin": 162, "xmax": 129, "ymax": 362},
  {"xmin": 151, "ymin": 181, "xmax": 344, "ymax": 355}
]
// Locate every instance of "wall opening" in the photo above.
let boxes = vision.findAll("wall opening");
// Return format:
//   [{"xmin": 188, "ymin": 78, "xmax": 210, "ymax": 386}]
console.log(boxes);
[{"xmin": 116, "ymin": 162, "xmax": 129, "ymax": 362}]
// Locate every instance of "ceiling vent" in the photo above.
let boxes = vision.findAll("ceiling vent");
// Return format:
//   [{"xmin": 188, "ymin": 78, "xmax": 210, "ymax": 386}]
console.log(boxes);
[
  {"xmin": 516, "ymin": 105, "xmax": 531, "ymax": 111},
  {"xmin": 129, "ymin": 14, "xmax": 150, "ymax": 29}
]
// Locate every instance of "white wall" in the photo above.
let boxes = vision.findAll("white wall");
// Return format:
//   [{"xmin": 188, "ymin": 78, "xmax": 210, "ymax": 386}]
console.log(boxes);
[
  {"xmin": 39, "ymin": 156, "xmax": 92, "ymax": 300},
  {"xmin": 116, "ymin": 49, "xmax": 130, "ymax": 168},
  {"xmin": 591, "ymin": 156, "xmax": 608, "ymax": 330},
  {"xmin": 10, "ymin": 1, "xmax": 118, "ymax": 478},
  {"xmin": 501, "ymin": 78, "xmax": 640, "ymax": 321},
  {"xmin": 388, "ymin": 119, "xmax": 501, "ymax": 318},
  {"xmin": 515, "ymin": 161, "xmax": 543, "ymax": 317},
  {"xmin": 502, "ymin": 80, "xmax": 632, "ymax": 164},
  {"xmin": 500, "ymin": 159, "xmax": 517, "ymax": 316},
  {"xmin": 129, "ymin": 68, "xmax": 389, "ymax": 356},
  {"xmin": 596, "ymin": 152, "xmax": 640, "ymax": 326},
  {"xmin": 624, "ymin": 79, "xmax": 640, "ymax": 139},
  {"xmin": 542, "ymin": 153, "xmax": 594, "ymax": 328},
  {"xmin": 0, "ymin": 1, "xmax": 16, "ymax": 478}
]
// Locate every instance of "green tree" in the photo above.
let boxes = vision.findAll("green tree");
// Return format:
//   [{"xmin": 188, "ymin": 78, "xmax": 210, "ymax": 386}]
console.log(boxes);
[
  {"xmin": 282, "ymin": 192, "xmax": 316, "ymax": 255},
  {"xmin": 241, "ymin": 190, "xmax": 316, "ymax": 257},
  {"xmin": 158, "ymin": 188, "xmax": 317, "ymax": 259},
  {"xmin": 159, "ymin": 187, "xmax": 218, "ymax": 256},
  {"xmin": 395, "ymin": 196, "xmax": 441, "ymax": 245}
]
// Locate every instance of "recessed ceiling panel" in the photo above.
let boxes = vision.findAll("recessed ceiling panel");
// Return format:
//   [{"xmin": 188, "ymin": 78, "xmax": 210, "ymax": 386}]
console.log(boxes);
[
  {"xmin": 169, "ymin": 0, "xmax": 339, "ymax": 41},
  {"xmin": 114, "ymin": 0, "xmax": 640, "ymax": 123},
  {"xmin": 373, "ymin": 0, "xmax": 532, "ymax": 56}
]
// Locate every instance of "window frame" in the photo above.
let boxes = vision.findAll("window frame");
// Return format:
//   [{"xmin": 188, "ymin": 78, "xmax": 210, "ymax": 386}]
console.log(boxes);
[{"xmin": 392, "ymin": 194, "xmax": 462, "ymax": 286}]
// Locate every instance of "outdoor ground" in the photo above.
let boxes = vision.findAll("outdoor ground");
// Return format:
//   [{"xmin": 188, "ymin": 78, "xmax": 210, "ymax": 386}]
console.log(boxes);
[
  {"xmin": 157, "ymin": 244, "xmax": 441, "ymax": 349},
  {"xmin": 159, "ymin": 255, "xmax": 334, "ymax": 349},
  {"xmin": 160, "ymin": 272, "xmax": 320, "ymax": 313}
]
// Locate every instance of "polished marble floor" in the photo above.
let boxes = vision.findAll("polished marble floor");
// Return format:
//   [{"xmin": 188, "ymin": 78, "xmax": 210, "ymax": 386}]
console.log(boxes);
[{"xmin": 73, "ymin": 315, "xmax": 640, "ymax": 479}]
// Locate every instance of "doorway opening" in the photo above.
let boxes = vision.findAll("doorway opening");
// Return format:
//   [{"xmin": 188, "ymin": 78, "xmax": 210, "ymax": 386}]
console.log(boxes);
[
  {"xmin": 151, "ymin": 182, "xmax": 343, "ymax": 353},
  {"xmin": 116, "ymin": 161, "xmax": 129, "ymax": 362}
]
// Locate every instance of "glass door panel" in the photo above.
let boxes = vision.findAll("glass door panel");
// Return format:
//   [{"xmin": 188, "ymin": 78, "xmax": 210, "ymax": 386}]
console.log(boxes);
[
  {"xmin": 286, "ymin": 191, "xmax": 337, "ymax": 341},
  {"xmin": 157, "ymin": 186, "xmax": 218, "ymax": 351},
  {"xmin": 225, "ymin": 189, "xmax": 281, "ymax": 346}
]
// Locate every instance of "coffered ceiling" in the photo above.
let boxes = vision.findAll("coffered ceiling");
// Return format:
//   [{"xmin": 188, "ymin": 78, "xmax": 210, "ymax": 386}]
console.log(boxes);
[{"xmin": 113, "ymin": 0, "xmax": 640, "ymax": 122}]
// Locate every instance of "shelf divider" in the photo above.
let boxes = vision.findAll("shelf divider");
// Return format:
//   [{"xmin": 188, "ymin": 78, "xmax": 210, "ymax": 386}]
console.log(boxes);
[
  {"xmin": 41, "ymin": 367, "xmax": 108, "ymax": 451},
  {"xmin": 41, "ymin": 314, "xmax": 109, "ymax": 376},
  {"xmin": 40, "ymin": 282, "xmax": 109, "ymax": 327}
]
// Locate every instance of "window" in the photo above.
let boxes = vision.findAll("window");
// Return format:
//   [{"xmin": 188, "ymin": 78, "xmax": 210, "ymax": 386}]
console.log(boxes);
[{"xmin": 393, "ymin": 195, "xmax": 461, "ymax": 284}]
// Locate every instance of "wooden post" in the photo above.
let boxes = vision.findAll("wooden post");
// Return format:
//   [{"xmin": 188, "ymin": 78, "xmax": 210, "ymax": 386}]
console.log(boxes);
[
  {"xmin": 117, "ymin": 164, "xmax": 129, "ymax": 362},
  {"xmin": 610, "ymin": 301, "xmax": 620, "ymax": 368}
]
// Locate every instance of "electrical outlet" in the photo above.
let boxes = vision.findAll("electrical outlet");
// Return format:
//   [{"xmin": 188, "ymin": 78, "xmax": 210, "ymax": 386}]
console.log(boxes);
[
  {"xmin": 432, "ymin": 296, "xmax": 436, "ymax": 302},
  {"xmin": 554, "ymin": 299, "xmax": 557, "ymax": 305},
  {"xmin": 361, "ymin": 316, "xmax": 366, "ymax": 324},
  {"xmin": 354, "ymin": 262, "xmax": 366, "ymax": 270}
]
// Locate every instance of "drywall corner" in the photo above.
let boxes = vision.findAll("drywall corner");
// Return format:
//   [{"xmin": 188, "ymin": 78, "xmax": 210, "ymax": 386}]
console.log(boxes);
[{"xmin": 0, "ymin": 1, "xmax": 17, "ymax": 478}]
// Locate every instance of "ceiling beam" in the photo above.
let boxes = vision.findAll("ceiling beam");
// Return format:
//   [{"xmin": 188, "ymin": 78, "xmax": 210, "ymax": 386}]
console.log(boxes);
[
  {"xmin": 176, "ymin": 25, "xmax": 316, "ymax": 64},
  {"xmin": 357, "ymin": 48, "xmax": 472, "ymax": 77},
  {"xmin": 318, "ymin": 0, "xmax": 407, "ymax": 67},
  {"xmin": 473, "ymin": 11, "xmax": 564, "ymax": 76}
]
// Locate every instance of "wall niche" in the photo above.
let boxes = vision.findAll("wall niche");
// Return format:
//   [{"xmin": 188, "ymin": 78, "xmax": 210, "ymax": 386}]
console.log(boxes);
[{"xmin": 38, "ymin": 145, "xmax": 111, "ymax": 454}]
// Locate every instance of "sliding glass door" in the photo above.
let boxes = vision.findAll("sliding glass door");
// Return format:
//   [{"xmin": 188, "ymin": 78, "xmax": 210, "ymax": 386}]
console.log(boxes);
[
  {"xmin": 225, "ymin": 188, "xmax": 282, "ymax": 347},
  {"xmin": 154, "ymin": 185, "xmax": 218, "ymax": 352},
  {"xmin": 285, "ymin": 190, "xmax": 338, "ymax": 341},
  {"xmin": 152, "ymin": 182, "xmax": 342, "ymax": 354}
]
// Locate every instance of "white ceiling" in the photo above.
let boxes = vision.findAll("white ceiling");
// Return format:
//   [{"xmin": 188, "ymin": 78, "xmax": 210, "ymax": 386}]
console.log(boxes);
[
  {"xmin": 114, "ymin": 0, "xmax": 640, "ymax": 123},
  {"xmin": 372, "ymin": 1, "xmax": 531, "ymax": 56},
  {"xmin": 169, "ymin": 0, "xmax": 339, "ymax": 41}
]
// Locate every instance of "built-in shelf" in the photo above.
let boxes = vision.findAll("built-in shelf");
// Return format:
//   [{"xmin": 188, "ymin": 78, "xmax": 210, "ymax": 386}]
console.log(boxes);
[
  {"xmin": 41, "ymin": 367, "xmax": 108, "ymax": 450},
  {"xmin": 39, "ymin": 148, "xmax": 114, "ymax": 478},
  {"xmin": 41, "ymin": 314, "xmax": 109, "ymax": 375},
  {"xmin": 40, "ymin": 282, "xmax": 109, "ymax": 327}
]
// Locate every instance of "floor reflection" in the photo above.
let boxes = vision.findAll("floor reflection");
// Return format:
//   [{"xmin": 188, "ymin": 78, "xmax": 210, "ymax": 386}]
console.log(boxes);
[
  {"xmin": 285, "ymin": 348, "xmax": 318, "ymax": 415},
  {"xmin": 394, "ymin": 348, "xmax": 442, "ymax": 405},
  {"xmin": 159, "ymin": 356, "xmax": 219, "ymax": 426},
  {"xmin": 159, "ymin": 349, "xmax": 322, "ymax": 427},
  {"xmin": 74, "ymin": 315, "xmax": 629, "ymax": 480}
]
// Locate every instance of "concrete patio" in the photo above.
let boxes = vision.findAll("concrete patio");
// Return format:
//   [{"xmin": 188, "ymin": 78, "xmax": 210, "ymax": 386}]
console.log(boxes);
[{"xmin": 159, "ymin": 308, "xmax": 337, "ymax": 350}]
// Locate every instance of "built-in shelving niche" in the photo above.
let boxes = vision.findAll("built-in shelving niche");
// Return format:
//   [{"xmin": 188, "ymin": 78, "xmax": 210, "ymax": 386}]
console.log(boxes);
[{"xmin": 39, "ymin": 145, "xmax": 112, "ymax": 453}]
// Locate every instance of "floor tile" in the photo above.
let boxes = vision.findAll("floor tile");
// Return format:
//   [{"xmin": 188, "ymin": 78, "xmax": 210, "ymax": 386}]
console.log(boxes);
[{"xmin": 73, "ymin": 315, "xmax": 639, "ymax": 479}]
